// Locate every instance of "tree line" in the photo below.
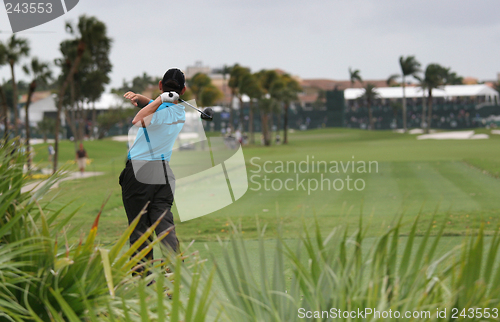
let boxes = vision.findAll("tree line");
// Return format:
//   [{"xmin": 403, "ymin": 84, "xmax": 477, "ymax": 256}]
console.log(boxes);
[
  {"xmin": 189, "ymin": 65, "xmax": 302, "ymax": 146},
  {"xmin": 0, "ymin": 15, "xmax": 112, "ymax": 173},
  {"xmin": 114, "ymin": 65, "xmax": 303, "ymax": 147}
]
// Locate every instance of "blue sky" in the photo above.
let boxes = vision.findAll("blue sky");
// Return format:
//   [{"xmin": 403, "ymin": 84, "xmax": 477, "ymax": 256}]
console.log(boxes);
[{"xmin": 1, "ymin": 0, "xmax": 499, "ymax": 89}]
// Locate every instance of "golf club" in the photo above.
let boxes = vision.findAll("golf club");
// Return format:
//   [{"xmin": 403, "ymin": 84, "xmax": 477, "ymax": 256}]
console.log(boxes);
[
  {"xmin": 159, "ymin": 92, "xmax": 213, "ymax": 121},
  {"xmin": 179, "ymin": 99, "xmax": 213, "ymax": 121}
]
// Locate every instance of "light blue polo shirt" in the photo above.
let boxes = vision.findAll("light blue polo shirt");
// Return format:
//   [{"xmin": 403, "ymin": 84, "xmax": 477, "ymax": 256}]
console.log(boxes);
[{"xmin": 128, "ymin": 101, "xmax": 185, "ymax": 161}]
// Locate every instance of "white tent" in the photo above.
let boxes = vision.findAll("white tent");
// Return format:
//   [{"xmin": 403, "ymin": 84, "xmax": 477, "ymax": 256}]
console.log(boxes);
[
  {"xmin": 443, "ymin": 84, "xmax": 498, "ymax": 97},
  {"xmin": 344, "ymin": 84, "xmax": 499, "ymax": 101}
]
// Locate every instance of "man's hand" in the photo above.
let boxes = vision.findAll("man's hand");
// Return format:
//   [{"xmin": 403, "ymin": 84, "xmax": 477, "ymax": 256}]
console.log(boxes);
[
  {"xmin": 124, "ymin": 91, "xmax": 140, "ymax": 107},
  {"xmin": 124, "ymin": 92, "xmax": 151, "ymax": 108}
]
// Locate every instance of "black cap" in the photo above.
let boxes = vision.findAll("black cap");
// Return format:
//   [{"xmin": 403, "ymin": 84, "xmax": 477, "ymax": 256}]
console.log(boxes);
[{"xmin": 162, "ymin": 68, "xmax": 185, "ymax": 92}]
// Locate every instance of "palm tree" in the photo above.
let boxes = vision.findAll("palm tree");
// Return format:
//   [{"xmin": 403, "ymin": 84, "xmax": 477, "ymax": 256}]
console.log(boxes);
[
  {"xmin": 445, "ymin": 70, "xmax": 463, "ymax": 85},
  {"xmin": 37, "ymin": 117, "xmax": 56, "ymax": 143},
  {"xmin": 270, "ymin": 95, "xmax": 281, "ymax": 143},
  {"xmin": 399, "ymin": 56, "xmax": 421, "ymax": 132},
  {"xmin": 55, "ymin": 27, "xmax": 111, "ymax": 145},
  {"xmin": 271, "ymin": 74, "xmax": 301, "ymax": 144},
  {"xmin": 228, "ymin": 64, "xmax": 250, "ymax": 131},
  {"xmin": 361, "ymin": 83, "xmax": 379, "ymax": 130},
  {"xmin": 414, "ymin": 75, "xmax": 428, "ymax": 129},
  {"xmin": 257, "ymin": 69, "xmax": 280, "ymax": 93},
  {"xmin": 0, "ymin": 81, "xmax": 8, "ymax": 142},
  {"xmin": 227, "ymin": 64, "xmax": 241, "ymax": 131},
  {"xmin": 348, "ymin": 67, "xmax": 362, "ymax": 87},
  {"xmin": 422, "ymin": 64, "xmax": 448, "ymax": 134},
  {"xmin": 22, "ymin": 58, "xmax": 52, "ymax": 169},
  {"xmin": 5, "ymin": 35, "xmax": 30, "ymax": 135},
  {"xmin": 0, "ymin": 41, "xmax": 9, "ymax": 141},
  {"xmin": 257, "ymin": 97, "xmax": 276, "ymax": 146},
  {"xmin": 269, "ymin": 79, "xmax": 284, "ymax": 142},
  {"xmin": 255, "ymin": 69, "xmax": 280, "ymax": 145},
  {"xmin": 386, "ymin": 74, "xmax": 399, "ymax": 86},
  {"xmin": 54, "ymin": 15, "xmax": 110, "ymax": 173},
  {"xmin": 239, "ymin": 73, "xmax": 262, "ymax": 144}
]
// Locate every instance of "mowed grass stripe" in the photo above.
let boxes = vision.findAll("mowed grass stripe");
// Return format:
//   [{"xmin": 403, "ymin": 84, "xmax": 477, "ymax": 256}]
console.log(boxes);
[
  {"xmin": 365, "ymin": 161, "xmax": 404, "ymax": 216},
  {"xmin": 390, "ymin": 161, "xmax": 431, "ymax": 203},
  {"xmin": 332, "ymin": 161, "xmax": 401, "ymax": 219},
  {"xmin": 430, "ymin": 160, "xmax": 500, "ymax": 210},
  {"xmin": 413, "ymin": 161, "xmax": 480, "ymax": 213}
]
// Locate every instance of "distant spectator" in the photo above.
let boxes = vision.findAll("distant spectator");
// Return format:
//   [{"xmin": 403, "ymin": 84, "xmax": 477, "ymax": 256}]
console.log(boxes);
[
  {"xmin": 48, "ymin": 145, "xmax": 55, "ymax": 162},
  {"xmin": 76, "ymin": 143, "xmax": 88, "ymax": 175},
  {"xmin": 235, "ymin": 129, "xmax": 242, "ymax": 144}
]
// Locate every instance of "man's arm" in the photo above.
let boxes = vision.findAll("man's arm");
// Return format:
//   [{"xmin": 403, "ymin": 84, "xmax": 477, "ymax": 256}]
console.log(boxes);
[
  {"xmin": 124, "ymin": 91, "xmax": 152, "ymax": 108},
  {"xmin": 132, "ymin": 96, "xmax": 163, "ymax": 127}
]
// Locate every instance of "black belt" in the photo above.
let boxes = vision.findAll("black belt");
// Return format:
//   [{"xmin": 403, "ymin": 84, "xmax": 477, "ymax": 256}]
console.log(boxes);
[{"xmin": 126, "ymin": 159, "xmax": 169, "ymax": 166}]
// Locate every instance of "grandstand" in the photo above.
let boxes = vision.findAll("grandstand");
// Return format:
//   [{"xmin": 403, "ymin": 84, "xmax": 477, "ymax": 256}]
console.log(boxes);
[{"xmin": 343, "ymin": 84, "xmax": 499, "ymax": 130}]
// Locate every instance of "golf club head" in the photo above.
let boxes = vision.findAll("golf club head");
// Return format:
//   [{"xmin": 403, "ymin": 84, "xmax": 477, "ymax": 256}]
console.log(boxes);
[{"xmin": 201, "ymin": 107, "xmax": 214, "ymax": 121}]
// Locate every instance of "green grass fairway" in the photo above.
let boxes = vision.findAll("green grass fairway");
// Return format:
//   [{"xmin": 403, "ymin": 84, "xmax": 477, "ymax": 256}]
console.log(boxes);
[{"xmin": 32, "ymin": 128, "xmax": 500, "ymax": 245}]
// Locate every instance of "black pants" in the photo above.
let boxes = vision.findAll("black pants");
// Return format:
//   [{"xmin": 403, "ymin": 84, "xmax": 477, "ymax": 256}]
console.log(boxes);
[{"xmin": 119, "ymin": 160, "xmax": 179, "ymax": 269}]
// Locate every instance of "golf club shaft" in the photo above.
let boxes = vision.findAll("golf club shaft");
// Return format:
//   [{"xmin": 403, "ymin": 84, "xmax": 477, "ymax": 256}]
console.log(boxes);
[{"xmin": 179, "ymin": 99, "xmax": 212, "ymax": 119}]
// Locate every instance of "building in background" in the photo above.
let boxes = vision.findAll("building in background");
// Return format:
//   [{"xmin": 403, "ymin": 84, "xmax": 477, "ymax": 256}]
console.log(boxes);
[
  {"xmin": 298, "ymin": 78, "xmax": 388, "ymax": 110},
  {"xmin": 19, "ymin": 92, "xmax": 129, "ymax": 127},
  {"xmin": 19, "ymin": 92, "xmax": 66, "ymax": 127},
  {"xmin": 185, "ymin": 61, "xmax": 211, "ymax": 79}
]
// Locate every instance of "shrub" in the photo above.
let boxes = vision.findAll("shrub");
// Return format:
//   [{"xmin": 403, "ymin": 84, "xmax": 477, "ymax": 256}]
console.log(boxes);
[
  {"xmin": 213, "ymin": 217, "xmax": 500, "ymax": 321},
  {"xmin": 0, "ymin": 141, "xmax": 217, "ymax": 321},
  {"xmin": 1, "ymin": 140, "xmax": 499, "ymax": 321}
]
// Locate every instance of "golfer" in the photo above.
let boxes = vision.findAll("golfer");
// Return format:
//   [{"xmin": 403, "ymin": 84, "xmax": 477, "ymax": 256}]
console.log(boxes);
[
  {"xmin": 119, "ymin": 68, "xmax": 186, "ymax": 275},
  {"xmin": 76, "ymin": 143, "xmax": 88, "ymax": 174}
]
